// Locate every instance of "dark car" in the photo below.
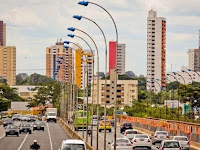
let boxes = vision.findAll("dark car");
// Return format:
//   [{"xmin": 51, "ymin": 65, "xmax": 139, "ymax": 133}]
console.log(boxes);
[
  {"xmin": 3, "ymin": 118, "xmax": 14, "ymax": 127},
  {"xmin": 120, "ymin": 122, "xmax": 133, "ymax": 133},
  {"xmin": 109, "ymin": 119, "xmax": 115, "ymax": 126},
  {"xmin": 28, "ymin": 115, "xmax": 36, "ymax": 122},
  {"xmin": 19, "ymin": 122, "xmax": 32, "ymax": 134},
  {"xmin": 33, "ymin": 121, "xmax": 45, "ymax": 131},
  {"xmin": 5, "ymin": 124, "xmax": 19, "ymax": 137}
]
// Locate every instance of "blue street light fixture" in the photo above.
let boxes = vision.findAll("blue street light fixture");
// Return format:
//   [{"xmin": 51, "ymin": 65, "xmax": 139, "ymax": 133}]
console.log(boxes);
[
  {"xmin": 68, "ymin": 27, "xmax": 76, "ymax": 32},
  {"xmin": 63, "ymin": 41, "xmax": 70, "ymax": 44},
  {"xmin": 67, "ymin": 34, "xmax": 75, "ymax": 38},
  {"xmin": 78, "ymin": 1, "xmax": 89, "ymax": 6},
  {"xmin": 59, "ymin": 57, "xmax": 64, "ymax": 60},
  {"xmin": 63, "ymin": 45, "xmax": 69, "ymax": 49},
  {"xmin": 73, "ymin": 15, "xmax": 82, "ymax": 20}
]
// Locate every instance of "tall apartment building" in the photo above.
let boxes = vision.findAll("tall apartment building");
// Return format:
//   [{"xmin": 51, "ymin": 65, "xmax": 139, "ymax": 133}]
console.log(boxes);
[
  {"xmin": 109, "ymin": 42, "xmax": 126, "ymax": 75},
  {"xmin": 187, "ymin": 31, "xmax": 200, "ymax": 72},
  {"xmin": 81, "ymin": 49, "xmax": 94, "ymax": 89},
  {"xmin": 0, "ymin": 46, "xmax": 16, "ymax": 85},
  {"xmin": 91, "ymin": 69, "xmax": 138, "ymax": 107},
  {"xmin": 147, "ymin": 10, "xmax": 166, "ymax": 92},
  {"xmin": 0, "ymin": 21, "xmax": 6, "ymax": 46},
  {"xmin": 46, "ymin": 40, "xmax": 72, "ymax": 82}
]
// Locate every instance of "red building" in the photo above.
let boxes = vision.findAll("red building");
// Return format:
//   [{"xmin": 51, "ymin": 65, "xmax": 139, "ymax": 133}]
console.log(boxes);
[{"xmin": 109, "ymin": 41, "xmax": 117, "ymax": 74}]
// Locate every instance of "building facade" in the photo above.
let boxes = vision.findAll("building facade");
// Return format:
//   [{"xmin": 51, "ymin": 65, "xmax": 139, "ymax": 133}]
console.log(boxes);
[
  {"xmin": 109, "ymin": 42, "xmax": 126, "ymax": 75},
  {"xmin": 0, "ymin": 21, "xmax": 6, "ymax": 46},
  {"xmin": 147, "ymin": 10, "xmax": 166, "ymax": 92},
  {"xmin": 46, "ymin": 40, "xmax": 71, "ymax": 82},
  {"xmin": 187, "ymin": 31, "xmax": 200, "ymax": 72},
  {"xmin": 0, "ymin": 46, "xmax": 16, "ymax": 85},
  {"xmin": 91, "ymin": 69, "xmax": 138, "ymax": 107}
]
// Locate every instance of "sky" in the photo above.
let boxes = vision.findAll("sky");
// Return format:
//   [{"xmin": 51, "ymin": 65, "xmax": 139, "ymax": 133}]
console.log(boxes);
[{"xmin": 1, "ymin": 0, "xmax": 200, "ymax": 76}]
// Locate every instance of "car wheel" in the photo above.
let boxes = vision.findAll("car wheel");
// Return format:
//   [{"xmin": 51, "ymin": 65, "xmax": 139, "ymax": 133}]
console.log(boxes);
[
  {"xmin": 16, "ymin": 133, "xmax": 19, "ymax": 137},
  {"xmin": 43, "ymin": 128, "xmax": 44, "ymax": 131},
  {"xmin": 109, "ymin": 129, "xmax": 111, "ymax": 132},
  {"xmin": 19, "ymin": 131, "xmax": 21, "ymax": 134},
  {"xmin": 5, "ymin": 133, "xmax": 7, "ymax": 137},
  {"xmin": 99, "ymin": 129, "xmax": 101, "ymax": 132},
  {"xmin": 29, "ymin": 131, "xmax": 32, "ymax": 134},
  {"xmin": 55, "ymin": 120, "xmax": 57, "ymax": 123}
]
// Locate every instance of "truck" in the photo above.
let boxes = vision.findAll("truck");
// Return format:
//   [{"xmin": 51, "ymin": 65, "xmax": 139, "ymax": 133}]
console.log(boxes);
[{"xmin": 46, "ymin": 108, "xmax": 57, "ymax": 123}]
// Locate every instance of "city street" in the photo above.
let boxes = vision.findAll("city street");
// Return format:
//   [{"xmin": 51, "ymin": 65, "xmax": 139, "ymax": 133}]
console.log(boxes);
[{"xmin": 0, "ymin": 121, "xmax": 70, "ymax": 150}]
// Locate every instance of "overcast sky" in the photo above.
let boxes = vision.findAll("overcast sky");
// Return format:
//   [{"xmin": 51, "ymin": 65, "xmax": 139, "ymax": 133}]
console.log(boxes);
[{"xmin": 1, "ymin": 0, "xmax": 200, "ymax": 76}]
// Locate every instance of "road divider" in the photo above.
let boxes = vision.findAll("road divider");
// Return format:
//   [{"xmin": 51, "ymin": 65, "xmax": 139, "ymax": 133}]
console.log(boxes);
[{"xmin": 59, "ymin": 118, "xmax": 95, "ymax": 150}]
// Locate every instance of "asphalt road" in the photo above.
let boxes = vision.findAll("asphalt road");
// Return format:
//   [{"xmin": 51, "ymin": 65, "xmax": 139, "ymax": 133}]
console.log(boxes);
[{"xmin": 0, "ymin": 120, "xmax": 70, "ymax": 150}]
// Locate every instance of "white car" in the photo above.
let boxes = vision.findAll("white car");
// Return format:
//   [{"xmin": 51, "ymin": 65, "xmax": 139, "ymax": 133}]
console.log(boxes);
[
  {"xmin": 92, "ymin": 119, "xmax": 98, "ymax": 126},
  {"xmin": 12, "ymin": 114, "xmax": 21, "ymax": 121},
  {"xmin": 21, "ymin": 116, "xmax": 29, "ymax": 121},
  {"xmin": 108, "ymin": 138, "xmax": 132, "ymax": 150},
  {"xmin": 132, "ymin": 134, "xmax": 151, "ymax": 149},
  {"xmin": 158, "ymin": 140, "xmax": 181, "ymax": 150},
  {"xmin": 152, "ymin": 131, "xmax": 169, "ymax": 144},
  {"xmin": 124, "ymin": 129, "xmax": 138, "ymax": 140},
  {"xmin": 172, "ymin": 136, "xmax": 190, "ymax": 150},
  {"xmin": 59, "ymin": 139, "xmax": 87, "ymax": 150}
]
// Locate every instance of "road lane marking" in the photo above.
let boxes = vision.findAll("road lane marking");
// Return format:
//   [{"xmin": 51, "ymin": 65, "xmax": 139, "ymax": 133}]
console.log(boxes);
[
  {"xmin": 47, "ymin": 123, "xmax": 53, "ymax": 150},
  {"xmin": 93, "ymin": 130, "xmax": 112, "ymax": 142},
  {"xmin": 0, "ymin": 134, "xmax": 5, "ymax": 140},
  {"xmin": 17, "ymin": 133, "xmax": 29, "ymax": 150}
]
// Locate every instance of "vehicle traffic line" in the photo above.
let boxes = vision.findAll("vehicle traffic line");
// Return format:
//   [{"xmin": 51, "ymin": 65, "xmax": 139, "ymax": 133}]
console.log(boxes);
[
  {"xmin": 0, "ymin": 134, "xmax": 5, "ymax": 140},
  {"xmin": 17, "ymin": 133, "xmax": 29, "ymax": 150},
  {"xmin": 47, "ymin": 123, "xmax": 53, "ymax": 150}
]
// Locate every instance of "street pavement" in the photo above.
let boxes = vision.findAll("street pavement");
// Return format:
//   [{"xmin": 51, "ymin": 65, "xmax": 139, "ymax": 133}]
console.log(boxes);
[{"xmin": 0, "ymin": 120, "xmax": 70, "ymax": 150}]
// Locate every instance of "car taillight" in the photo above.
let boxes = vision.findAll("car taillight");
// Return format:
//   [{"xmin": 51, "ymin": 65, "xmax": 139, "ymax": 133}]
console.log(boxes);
[
  {"xmin": 167, "ymin": 135, "xmax": 169, "ymax": 138},
  {"xmin": 179, "ymin": 147, "xmax": 182, "ymax": 150},
  {"xmin": 133, "ymin": 139, "xmax": 137, "ymax": 142},
  {"xmin": 155, "ymin": 135, "xmax": 157, "ymax": 138},
  {"xmin": 124, "ymin": 132, "xmax": 127, "ymax": 136},
  {"xmin": 162, "ymin": 147, "xmax": 164, "ymax": 150},
  {"xmin": 127, "ymin": 143, "xmax": 132, "ymax": 146},
  {"xmin": 147, "ymin": 139, "xmax": 151, "ymax": 142},
  {"xmin": 187, "ymin": 141, "xmax": 190, "ymax": 145}
]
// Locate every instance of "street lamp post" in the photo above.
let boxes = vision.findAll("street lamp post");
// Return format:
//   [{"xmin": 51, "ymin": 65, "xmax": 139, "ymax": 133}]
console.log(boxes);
[
  {"xmin": 67, "ymin": 34, "xmax": 95, "ymax": 145},
  {"xmin": 77, "ymin": 2, "xmax": 119, "ymax": 149},
  {"xmin": 167, "ymin": 73, "xmax": 180, "ymax": 120},
  {"xmin": 67, "ymin": 27, "xmax": 100, "ymax": 149},
  {"xmin": 146, "ymin": 84, "xmax": 152, "ymax": 117},
  {"xmin": 73, "ymin": 15, "xmax": 109, "ymax": 150}
]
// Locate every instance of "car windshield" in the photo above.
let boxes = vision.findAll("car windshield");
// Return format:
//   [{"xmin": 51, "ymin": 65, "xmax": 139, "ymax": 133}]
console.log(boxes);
[
  {"xmin": 116, "ymin": 139, "xmax": 129, "ymax": 143},
  {"xmin": 124, "ymin": 123, "xmax": 132, "ymax": 126},
  {"xmin": 127, "ymin": 131, "xmax": 137, "ymax": 134},
  {"xmin": 48, "ymin": 113, "xmax": 56, "ymax": 116},
  {"xmin": 62, "ymin": 144, "xmax": 85, "ymax": 150},
  {"xmin": 164, "ymin": 142, "xmax": 180, "ymax": 148},
  {"xmin": 156, "ymin": 132, "xmax": 167, "ymax": 135},
  {"xmin": 30, "ymin": 116, "xmax": 35, "ymax": 118},
  {"xmin": 135, "ymin": 135, "xmax": 148, "ymax": 138},
  {"xmin": 174, "ymin": 137, "xmax": 188, "ymax": 141},
  {"xmin": 14, "ymin": 114, "xmax": 20, "ymax": 117},
  {"xmin": 22, "ymin": 123, "xmax": 30, "ymax": 127},
  {"xmin": 35, "ymin": 121, "xmax": 43, "ymax": 125},
  {"xmin": 8, "ymin": 125, "xmax": 17, "ymax": 129}
]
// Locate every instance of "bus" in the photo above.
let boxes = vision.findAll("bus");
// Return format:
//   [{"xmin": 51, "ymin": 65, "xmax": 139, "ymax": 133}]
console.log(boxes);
[{"xmin": 74, "ymin": 110, "xmax": 91, "ymax": 131}]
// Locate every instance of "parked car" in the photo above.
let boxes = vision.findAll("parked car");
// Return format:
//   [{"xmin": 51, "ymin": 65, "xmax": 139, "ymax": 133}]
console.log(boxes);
[
  {"xmin": 108, "ymin": 138, "xmax": 132, "ymax": 150},
  {"xmin": 99, "ymin": 120, "xmax": 112, "ymax": 132},
  {"xmin": 59, "ymin": 139, "xmax": 87, "ymax": 150},
  {"xmin": 120, "ymin": 122, "xmax": 133, "ymax": 133},
  {"xmin": 157, "ymin": 140, "xmax": 181, "ymax": 150},
  {"xmin": 33, "ymin": 121, "xmax": 45, "ymax": 131},
  {"xmin": 124, "ymin": 129, "xmax": 139, "ymax": 141},
  {"xmin": 19, "ymin": 122, "xmax": 32, "ymax": 134},
  {"xmin": 132, "ymin": 134, "xmax": 151, "ymax": 149},
  {"xmin": 152, "ymin": 131, "xmax": 169, "ymax": 144},
  {"xmin": 172, "ymin": 136, "xmax": 190, "ymax": 150},
  {"xmin": 3, "ymin": 118, "xmax": 13, "ymax": 127},
  {"xmin": 21, "ymin": 116, "xmax": 29, "ymax": 122},
  {"xmin": 5, "ymin": 124, "xmax": 19, "ymax": 137},
  {"xmin": 12, "ymin": 114, "xmax": 21, "ymax": 121}
]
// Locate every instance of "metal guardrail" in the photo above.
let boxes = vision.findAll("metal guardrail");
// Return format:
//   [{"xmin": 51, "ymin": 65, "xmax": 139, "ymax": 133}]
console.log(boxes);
[{"xmin": 59, "ymin": 118, "xmax": 95, "ymax": 150}]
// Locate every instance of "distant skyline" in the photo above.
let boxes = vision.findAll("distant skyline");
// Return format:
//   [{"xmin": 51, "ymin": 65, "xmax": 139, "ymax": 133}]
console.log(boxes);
[{"xmin": 1, "ymin": 0, "xmax": 200, "ymax": 76}]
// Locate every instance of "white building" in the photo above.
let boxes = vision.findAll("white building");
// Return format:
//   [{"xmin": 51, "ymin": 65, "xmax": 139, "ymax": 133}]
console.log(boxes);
[
  {"xmin": 147, "ymin": 10, "xmax": 166, "ymax": 92},
  {"xmin": 117, "ymin": 44, "xmax": 126, "ymax": 75},
  {"xmin": 187, "ymin": 30, "xmax": 200, "ymax": 72}
]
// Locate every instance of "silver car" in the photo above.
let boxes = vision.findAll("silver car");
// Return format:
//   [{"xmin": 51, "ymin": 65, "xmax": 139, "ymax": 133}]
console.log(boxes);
[
  {"xmin": 108, "ymin": 138, "xmax": 132, "ymax": 150},
  {"xmin": 132, "ymin": 134, "xmax": 151, "ymax": 149},
  {"xmin": 12, "ymin": 114, "xmax": 21, "ymax": 121},
  {"xmin": 152, "ymin": 131, "xmax": 169, "ymax": 144},
  {"xmin": 5, "ymin": 124, "xmax": 19, "ymax": 137},
  {"xmin": 172, "ymin": 136, "xmax": 190, "ymax": 150},
  {"xmin": 124, "ymin": 129, "xmax": 138, "ymax": 141},
  {"xmin": 158, "ymin": 140, "xmax": 181, "ymax": 150}
]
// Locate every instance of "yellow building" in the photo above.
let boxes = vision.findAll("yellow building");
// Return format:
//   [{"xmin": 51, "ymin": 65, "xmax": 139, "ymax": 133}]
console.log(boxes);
[
  {"xmin": 75, "ymin": 49, "xmax": 82, "ymax": 89},
  {"xmin": 0, "ymin": 46, "xmax": 16, "ymax": 85}
]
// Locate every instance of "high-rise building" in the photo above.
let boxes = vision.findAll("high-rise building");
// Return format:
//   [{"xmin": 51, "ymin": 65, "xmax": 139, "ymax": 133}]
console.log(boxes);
[
  {"xmin": 0, "ymin": 46, "xmax": 16, "ymax": 85},
  {"xmin": 0, "ymin": 21, "xmax": 6, "ymax": 46},
  {"xmin": 109, "ymin": 42, "xmax": 126, "ymax": 75},
  {"xmin": 147, "ymin": 10, "xmax": 166, "ymax": 92},
  {"xmin": 46, "ymin": 39, "xmax": 72, "ymax": 82},
  {"xmin": 187, "ymin": 30, "xmax": 200, "ymax": 72}
]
